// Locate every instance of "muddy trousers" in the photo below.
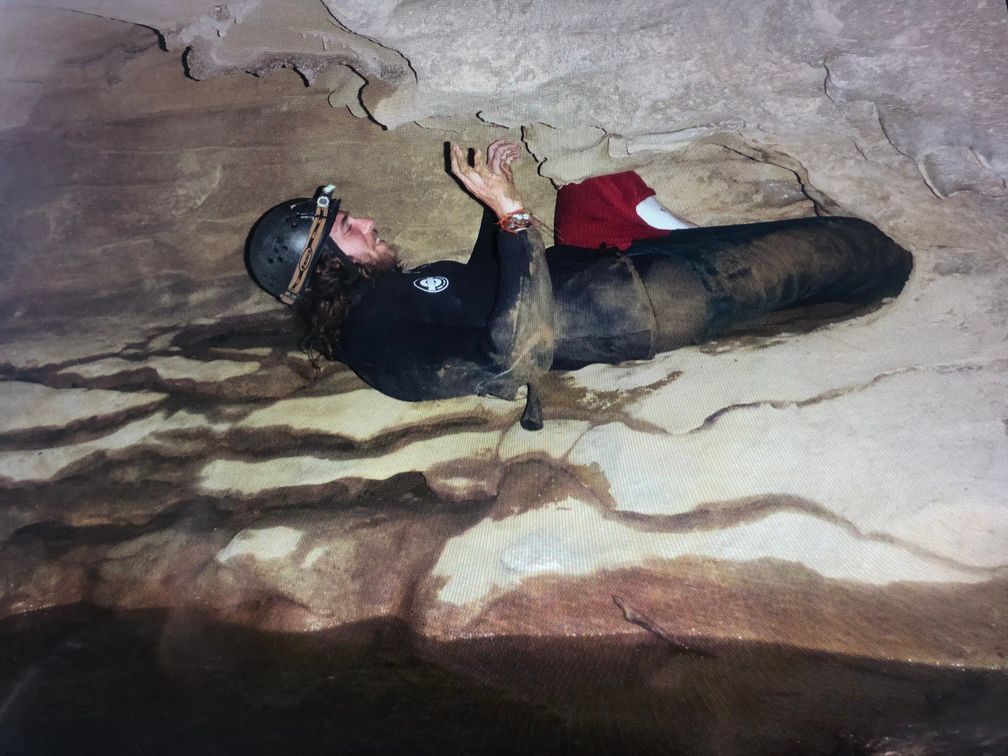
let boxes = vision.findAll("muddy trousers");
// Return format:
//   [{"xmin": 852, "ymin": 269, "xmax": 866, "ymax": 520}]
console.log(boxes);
[{"xmin": 627, "ymin": 216, "xmax": 913, "ymax": 352}]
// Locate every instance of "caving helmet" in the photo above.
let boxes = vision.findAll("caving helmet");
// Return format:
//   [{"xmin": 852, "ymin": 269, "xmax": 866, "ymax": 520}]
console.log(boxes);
[{"xmin": 246, "ymin": 184, "xmax": 358, "ymax": 306}]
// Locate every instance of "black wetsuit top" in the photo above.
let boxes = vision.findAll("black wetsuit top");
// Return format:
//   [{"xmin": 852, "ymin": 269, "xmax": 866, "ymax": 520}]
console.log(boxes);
[
  {"xmin": 338, "ymin": 210, "xmax": 912, "ymax": 402},
  {"xmin": 338, "ymin": 209, "xmax": 557, "ymax": 402}
]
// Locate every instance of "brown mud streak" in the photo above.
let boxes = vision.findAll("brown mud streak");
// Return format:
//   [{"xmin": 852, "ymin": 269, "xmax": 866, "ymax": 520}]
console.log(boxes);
[
  {"xmin": 6, "ymin": 434, "xmax": 986, "ymax": 591},
  {"xmin": 428, "ymin": 449, "xmax": 988, "ymax": 579},
  {"xmin": 1, "ymin": 450, "xmax": 491, "ymax": 539},
  {"xmin": 608, "ymin": 494, "xmax": 990, "ymax": 576},
  {"xmin": 472, "ymin": 456, "xmax": 616, "ymax": 520},
  {"xmin": 2, "ymin": 347, "xmax": 317, "ymax": 408},
  {"xmin": 0, "ymin": 401, "xmax": 509, "ymax": 496},
  {"xmin": 0, "ymin": 311, "xmax": 289, "ymax": 370},
  {"xmin": 164, "ymin": 412, "xmax": 503, "ymax": 461},
  {"xmin": 2, "ymin": 470, "xmax": 494, "ymax": 628},
  {"xmin": 424, "ymin": 448, "xmax": 991, "ymax": 579},
  {"xmin": 0, "ymin": 401, "xmax": 167, "ymax": 451},
  {"xmin": 7, "ymin": 499, "xmax": 229, "ymax": 555},
  {"xmin": 538, "ymin": 371, "xmax": 680, "ymax": 436}
]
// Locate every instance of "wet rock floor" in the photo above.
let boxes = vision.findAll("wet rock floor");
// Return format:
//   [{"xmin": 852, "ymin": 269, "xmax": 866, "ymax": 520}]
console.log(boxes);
[{"xmin": 1, "ymin": 607, "xmax": 1005, "ymax": 755}]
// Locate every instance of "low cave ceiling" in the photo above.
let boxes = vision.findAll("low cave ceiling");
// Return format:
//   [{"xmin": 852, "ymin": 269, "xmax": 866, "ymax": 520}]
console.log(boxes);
[
  {"xmin": 19, "ymin": 0, "xmax": 1008, "ymax": 188},
  {"xmin": 2, "ymin": 0, "xmax": 1006, "ymax": 339}
]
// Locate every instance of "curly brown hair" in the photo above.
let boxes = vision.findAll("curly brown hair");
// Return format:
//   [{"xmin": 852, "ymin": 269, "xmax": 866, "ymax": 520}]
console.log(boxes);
[{"xmin": 295, "ymin": 251, "xmax": 370, "ymax": 367}]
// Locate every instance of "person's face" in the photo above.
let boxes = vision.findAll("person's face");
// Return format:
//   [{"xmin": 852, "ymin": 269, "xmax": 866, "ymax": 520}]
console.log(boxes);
[{"xmin": 328, "ymin": 210, "xmax": 396, "ymax": 270}]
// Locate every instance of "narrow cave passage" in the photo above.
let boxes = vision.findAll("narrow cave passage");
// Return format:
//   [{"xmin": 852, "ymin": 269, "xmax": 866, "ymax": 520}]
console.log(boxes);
[{"xmin": 1, "ymin": 4, "xmax": 1006, "ymax": 755}]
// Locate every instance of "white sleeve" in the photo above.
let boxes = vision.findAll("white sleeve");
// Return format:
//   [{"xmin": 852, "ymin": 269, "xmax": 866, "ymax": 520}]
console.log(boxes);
[{"xmin": 635, "ymin": 195, "xmax": 695, "ymax": 230}]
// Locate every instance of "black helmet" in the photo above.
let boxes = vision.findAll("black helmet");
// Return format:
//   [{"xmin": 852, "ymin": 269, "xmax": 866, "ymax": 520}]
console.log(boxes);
[{"xmin": 246, "ymin": 185, "xmax": 355, "ymax": 306}]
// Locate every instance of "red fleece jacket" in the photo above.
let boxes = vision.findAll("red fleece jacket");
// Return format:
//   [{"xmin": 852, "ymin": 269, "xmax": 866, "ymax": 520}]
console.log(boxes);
[{"xmin": 553, "ymin": 171, "xmax": 672, "ymax": 251}]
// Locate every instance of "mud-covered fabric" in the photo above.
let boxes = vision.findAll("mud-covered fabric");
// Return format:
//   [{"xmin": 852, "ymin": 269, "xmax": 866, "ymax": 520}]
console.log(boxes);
[
  {"xmin": 546, "ymin": 244, "xmax": 655, "ymax": 369},
  {"xmin": 550, "ymin": 215, "xmax": 913, "ymax": 369},
  {"xmin": 337, "ymin": 211, "xmax": 912, "ymax": 400},
  {"xmin": 625, "ymin": 215, "xmax": 914, "ymax": 352},
  {"xmin": 337, "ymin": 209, "xmax": 554, "ymax": 401}
]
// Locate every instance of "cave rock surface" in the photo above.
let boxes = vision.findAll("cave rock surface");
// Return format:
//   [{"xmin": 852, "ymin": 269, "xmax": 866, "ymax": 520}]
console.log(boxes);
[{"xmin": 0, "ymin": 2, "xmax": 1006, "ymax": 666}]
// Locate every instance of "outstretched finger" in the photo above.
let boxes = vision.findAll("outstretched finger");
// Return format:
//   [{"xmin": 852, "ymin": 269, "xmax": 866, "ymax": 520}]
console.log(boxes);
[
  {"xmin": 503, "ymin": 145, "xmax": 520, "ymax": 176},
  {"xmin": 449, "ymin": 144, "xmax": 477, "ymax": 196},
  {"xmin": 449, "ymin": 142, "xmax": 470, "ymax": 178},
  {"xmin": 488, "ymin": 143, "xmax": 504, "ymax": 175},
  {"xmin": 488, "ymin": 139, "xmax": 511, "ymax": 162},
  {"xmin": 498, "ymin": 157, "xmax": 514, "ymax": 182},
  {"xmin": 489, "ymin": 138, "xmax": 519, "ymax": 152}
]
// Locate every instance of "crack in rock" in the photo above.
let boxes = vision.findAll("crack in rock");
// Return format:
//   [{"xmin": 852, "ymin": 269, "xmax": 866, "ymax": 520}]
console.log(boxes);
[
  {"xmin": 612, "ymin": 595, "xmax": 715, "ymax": 657},
  {"xmin": 708, "ymin": 138, "xmax": 842, "ymax": 216},
  {"xmin": 688, "ymin": 359, "xmax": 1004, "ymax": 436},
  {"xmin": 821, "ymin": 59, "xmax": 837, "ymax": 104}
]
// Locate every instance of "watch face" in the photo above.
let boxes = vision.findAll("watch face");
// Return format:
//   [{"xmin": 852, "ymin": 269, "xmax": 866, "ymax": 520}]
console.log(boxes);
[{"xmin": 506, "ymin": 214, "xmax": 532, "ymax": 231}]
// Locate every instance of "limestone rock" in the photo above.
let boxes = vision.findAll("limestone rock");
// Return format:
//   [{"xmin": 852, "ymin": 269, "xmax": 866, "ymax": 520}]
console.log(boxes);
[{"xmin": 0, "ymin": 3, "xmax": 1005, "ymax": 667}]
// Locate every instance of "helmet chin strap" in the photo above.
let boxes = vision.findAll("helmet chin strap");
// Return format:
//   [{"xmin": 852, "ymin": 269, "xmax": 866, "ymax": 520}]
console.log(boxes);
[{"xmin": 317, "ymin": 183, "xmax": 358, "ymax": 269}]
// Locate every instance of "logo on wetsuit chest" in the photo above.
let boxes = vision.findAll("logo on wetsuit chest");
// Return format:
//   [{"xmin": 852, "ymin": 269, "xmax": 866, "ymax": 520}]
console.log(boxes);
[{"xmin": 413, "ymin": 275, "xmax": 450, "ymax": 293}]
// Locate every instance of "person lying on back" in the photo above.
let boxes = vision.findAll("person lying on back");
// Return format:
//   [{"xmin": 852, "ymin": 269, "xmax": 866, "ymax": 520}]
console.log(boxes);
[{"xmin": 245, "ymin": 140, "xmax": 912, "ymax": 422}]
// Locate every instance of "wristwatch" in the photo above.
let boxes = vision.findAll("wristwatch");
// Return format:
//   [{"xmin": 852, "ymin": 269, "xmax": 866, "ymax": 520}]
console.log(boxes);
[{"xmin": 499, "ymin": 210, "xmax": 533, "ymax": 233}]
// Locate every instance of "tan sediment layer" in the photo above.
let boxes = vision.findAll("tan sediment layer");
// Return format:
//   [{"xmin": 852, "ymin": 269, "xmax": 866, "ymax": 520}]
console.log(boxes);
[{"xmin": 417, "ymin": 559, "xmax": 1008, "ymax": 668}]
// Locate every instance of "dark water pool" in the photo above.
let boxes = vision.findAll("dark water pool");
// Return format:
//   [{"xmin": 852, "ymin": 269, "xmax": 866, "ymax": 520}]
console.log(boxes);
[{"xmin": 0, "ymin": 606, "xmax": 1005, "ymax": 755}]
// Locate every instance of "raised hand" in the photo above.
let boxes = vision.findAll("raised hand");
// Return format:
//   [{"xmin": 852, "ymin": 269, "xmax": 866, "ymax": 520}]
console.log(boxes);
[
  {"xmin": 449, "ymin": 140, "xmax": 525, "ymax": 219},
  {"xmin": 487, "ymin": 139, "xmax": 521, "ymax": 182}
]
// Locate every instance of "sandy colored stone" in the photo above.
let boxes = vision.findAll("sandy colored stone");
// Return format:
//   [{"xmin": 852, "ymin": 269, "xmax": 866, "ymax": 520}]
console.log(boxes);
[
  {"xmin": 0, "ymin": 3, "xmax": 1006, "ymax": 667},
  {"xmin": 428, "ymin": 499, "xmax": 989, "ymax": 611},
  {"xmin": 238, "ymin": 389, "xmax": 514, "ymax": 442},
  {"xmin": 564, "ymin": 365, "xmax": 1008, "ymax": 566},
  {"xmin": 0, "ymin": 381, "xmax": 164, "ymax": 433},
  {"xmin": 0, "ymin": 409, "xmax": 227, "ymax": 482},
  {"xmin": 199, "ymin": 430, "xmax": 504, "ymax": 498},
  {"xmin": 417, "ymin": 560, "xmax": 1008, "ymax": 666},
  {"xmin": 59, "ymin": 355, "xmax": 261, "ymax": 382},
  {"xmin": 216, "ymin": 526, "xmax": 305, "ymax": 563}
]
